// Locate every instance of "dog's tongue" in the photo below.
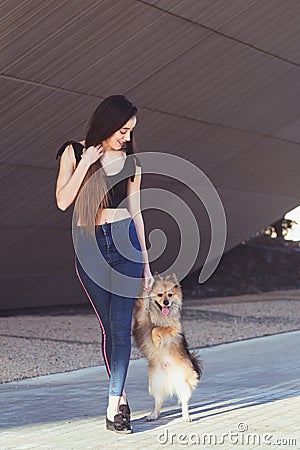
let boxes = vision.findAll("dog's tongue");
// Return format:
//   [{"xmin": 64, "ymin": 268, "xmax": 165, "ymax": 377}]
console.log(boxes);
[{"xmin": 162, "ymin": 306, "xmax": 170, "ymax": 315}]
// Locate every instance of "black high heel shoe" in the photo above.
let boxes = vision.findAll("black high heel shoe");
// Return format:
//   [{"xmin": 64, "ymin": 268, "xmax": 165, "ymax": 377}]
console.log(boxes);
[
  {"xmin": 119, "ymin": 403, "xmax": 131, "ymax": 422},
  {"xmin": 106, "ymin": 413, "xmax": 132, "ymax": 434}
]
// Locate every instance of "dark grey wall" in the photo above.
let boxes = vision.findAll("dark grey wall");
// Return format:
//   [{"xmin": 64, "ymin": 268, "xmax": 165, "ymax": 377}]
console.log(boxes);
[{"xmin": 1, "ymin": 1, "xmax": 300, "ymax": 310}]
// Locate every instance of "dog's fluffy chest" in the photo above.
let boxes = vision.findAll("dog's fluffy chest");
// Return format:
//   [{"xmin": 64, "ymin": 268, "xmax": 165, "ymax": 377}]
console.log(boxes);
[
  {"xmin": 151, "ymin": 351, "xmax": 182, "ymax": 377},
  {"xmin": 158, "ymin": 354, "xmax": 174, "ymax": 370}
]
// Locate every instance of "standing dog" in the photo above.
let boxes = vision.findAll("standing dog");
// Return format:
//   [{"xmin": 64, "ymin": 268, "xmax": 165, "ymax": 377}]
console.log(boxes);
[{"xmin": 133, "ymin": 273, "xmax": 202, "ymax": 422}]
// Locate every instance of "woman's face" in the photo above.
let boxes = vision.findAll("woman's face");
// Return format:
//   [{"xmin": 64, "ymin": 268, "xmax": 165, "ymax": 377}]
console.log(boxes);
[{"xmin": 102, "ymin": 116, "xmax": 137, "ymax": 151}]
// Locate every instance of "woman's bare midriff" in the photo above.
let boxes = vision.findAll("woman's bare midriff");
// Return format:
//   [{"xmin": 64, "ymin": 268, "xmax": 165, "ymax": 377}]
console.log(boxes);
[{"xmin": 95, "ymin": 208, "xmax": 132, "ymax": 225}]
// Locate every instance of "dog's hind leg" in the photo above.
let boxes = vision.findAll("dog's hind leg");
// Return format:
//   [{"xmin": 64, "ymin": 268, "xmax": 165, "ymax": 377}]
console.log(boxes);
[
  {"xmin": 176, "ymin": 385, "xmax": 192, "ymax": 422},
  {"xmin": 181, "ymin": 399, "xmax": 191, "ymax": 422},
  {"xmin": 146, "ymin": 395, "xmax": 163, "ymax": 421},
  {"xmin": 147, "ymin": 372, "xmax": 164, "ymax": 421}
]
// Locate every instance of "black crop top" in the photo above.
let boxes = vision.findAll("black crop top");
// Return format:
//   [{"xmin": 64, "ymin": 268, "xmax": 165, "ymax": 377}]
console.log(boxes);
[{"xmin": 56, "ymin": 140, "xmax": 142, "ymax": 208}]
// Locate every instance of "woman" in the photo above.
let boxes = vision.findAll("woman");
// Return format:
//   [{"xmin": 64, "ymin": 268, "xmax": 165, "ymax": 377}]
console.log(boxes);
[{"xmin": 56, "ymin": 95, "xmax": 154, "ymax": 434}]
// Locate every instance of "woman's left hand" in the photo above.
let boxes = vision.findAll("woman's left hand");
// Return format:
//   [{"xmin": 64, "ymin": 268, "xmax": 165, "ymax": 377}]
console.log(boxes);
[{"xmin": 143, "ymin": 265, "xmax": 155, "ymax": 292}]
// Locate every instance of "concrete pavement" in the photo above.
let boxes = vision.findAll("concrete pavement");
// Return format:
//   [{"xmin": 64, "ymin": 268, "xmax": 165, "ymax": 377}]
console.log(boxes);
[{"xmin": 1, "ymin": 331, "xmax": 299, "ymax": 449}]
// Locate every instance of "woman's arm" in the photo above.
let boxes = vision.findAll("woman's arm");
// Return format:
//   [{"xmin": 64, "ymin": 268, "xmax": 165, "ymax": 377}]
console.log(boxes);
[
  {"xmin": 127, "ymin": 165, "xmax": 154, "ymax": 291},
  {"xmin": 56, "ymin": 144, "xmax": 102, "ymax": 210}
]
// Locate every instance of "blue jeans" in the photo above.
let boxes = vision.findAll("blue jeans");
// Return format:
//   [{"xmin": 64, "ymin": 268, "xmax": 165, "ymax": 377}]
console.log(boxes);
[{"xmin": 74, "ymin": 217, "xmax": 144, "ymax": 396}]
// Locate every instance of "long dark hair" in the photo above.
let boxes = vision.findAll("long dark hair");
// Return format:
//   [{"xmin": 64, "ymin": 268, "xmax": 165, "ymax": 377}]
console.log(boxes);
[{"xmin": 75, "ymin": 95, "xmax": 138, "ymax": 232}]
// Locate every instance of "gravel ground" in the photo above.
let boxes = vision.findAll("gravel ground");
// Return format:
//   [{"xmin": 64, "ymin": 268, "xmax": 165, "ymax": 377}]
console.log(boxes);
[{"xmin": 1, "ymin": 289, "xmax": 300, "ymax": 383}]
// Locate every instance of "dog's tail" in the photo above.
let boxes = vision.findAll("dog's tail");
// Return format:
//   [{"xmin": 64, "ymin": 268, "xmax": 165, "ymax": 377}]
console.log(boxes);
[
  {"xmin": 189, "ymin": 350, "xmax": 202, "ymax": 379},
  {"xmin": 182, "ymin": 334, "xmax": 202, "ymax": 379}
]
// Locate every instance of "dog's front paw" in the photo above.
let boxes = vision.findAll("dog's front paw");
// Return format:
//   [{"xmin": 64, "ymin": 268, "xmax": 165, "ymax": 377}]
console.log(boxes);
[
  {"xmin": 146, "ymin": 412, "xmax": 159, "ymax": 421},
  {"xmin": 151, "ymin": 328, "xmax": 162, "ymax": 347}
]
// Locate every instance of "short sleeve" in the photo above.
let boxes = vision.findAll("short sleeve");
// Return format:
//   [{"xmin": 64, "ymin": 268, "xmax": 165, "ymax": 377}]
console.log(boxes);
[
  {"xmin": 56, "ymin": 140, "xmax": 84, "ymax": 164},
  {"xmin": 130, "ymin": 154, "xmax": 142, "ymax": 182}
]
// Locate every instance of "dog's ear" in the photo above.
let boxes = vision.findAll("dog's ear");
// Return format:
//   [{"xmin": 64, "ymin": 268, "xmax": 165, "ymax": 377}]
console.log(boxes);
[
  {"xmin": 154, "ymin": 271, "xmax": 162, "ymax": 280},
  {"xmin": 171, "ymin": 272, "xmax": 180, "ymax": 287},
  {"xmin": 172, "ymin": 272, "xmax": 178, "ymax": 280}
]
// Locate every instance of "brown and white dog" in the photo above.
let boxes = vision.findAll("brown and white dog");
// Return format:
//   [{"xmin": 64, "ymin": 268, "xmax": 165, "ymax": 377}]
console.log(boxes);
[{"xmin": 133, "ymin": 273, "xmax": 202, "ymax": 422}]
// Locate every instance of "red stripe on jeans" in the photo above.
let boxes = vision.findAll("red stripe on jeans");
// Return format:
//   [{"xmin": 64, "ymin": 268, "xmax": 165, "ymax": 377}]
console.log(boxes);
[{"xmin": 74, "ymin": 257, "xmax": 111, "ymax": 376}]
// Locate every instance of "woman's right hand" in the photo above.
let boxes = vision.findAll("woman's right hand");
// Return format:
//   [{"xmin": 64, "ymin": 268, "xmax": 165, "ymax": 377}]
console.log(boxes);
[{"xmin": 81, "ymin": 144, "xmax": 103, "ymax": 166}]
